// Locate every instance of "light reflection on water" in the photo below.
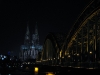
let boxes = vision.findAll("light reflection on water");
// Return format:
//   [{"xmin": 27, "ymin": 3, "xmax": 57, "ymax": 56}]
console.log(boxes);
[
  {"xmin": 34, "ymin": 67, "xmax": 39, "ymax": 75},
  {"xmin": 46, "ymin": 72, "xmax": 55, "ymax": 75},
  {"xmin": 2, "ymin": 66, "xmax": 60, "ymax": 75}
]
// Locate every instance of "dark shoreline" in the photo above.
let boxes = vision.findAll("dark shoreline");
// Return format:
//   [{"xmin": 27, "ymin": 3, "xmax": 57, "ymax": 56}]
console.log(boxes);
[{"xmin": 0, "ymin": 64, "xmax": 100, "ymax": 75}]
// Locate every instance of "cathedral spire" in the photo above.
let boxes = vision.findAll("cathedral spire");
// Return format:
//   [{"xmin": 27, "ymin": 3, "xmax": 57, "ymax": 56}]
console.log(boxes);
[
  {"xmin": 35, "ymin": 22, "xmax": 38, "ymax": 35},
  {"xmin": 32, "ymin": 22, "xmax": 39, "ymax": 46},
  {"xmin": 26, "ymin": 22, "xmax": 30, "ymax": 35},
  {"xmin": 24, "ymin": 22, "xmax": 30, "ymax": 46}
]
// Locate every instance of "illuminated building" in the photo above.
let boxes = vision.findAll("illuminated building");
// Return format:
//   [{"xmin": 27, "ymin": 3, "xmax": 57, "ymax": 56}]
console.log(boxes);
[{"xmin": 19, "ymin": 22, "xmax": 42, "ymax": 61}]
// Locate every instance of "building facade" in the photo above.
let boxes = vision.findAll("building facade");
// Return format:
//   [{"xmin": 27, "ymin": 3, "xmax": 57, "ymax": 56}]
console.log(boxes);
[{"xmin": 19, "ymin": 22, "xmax": 42, "ymax": 61}]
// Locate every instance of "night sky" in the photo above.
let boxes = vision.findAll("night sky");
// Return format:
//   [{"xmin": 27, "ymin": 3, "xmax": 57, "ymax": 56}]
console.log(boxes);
[{"xmin": 0, "ymin": 0, "xmax": 91, "ymax": 56}]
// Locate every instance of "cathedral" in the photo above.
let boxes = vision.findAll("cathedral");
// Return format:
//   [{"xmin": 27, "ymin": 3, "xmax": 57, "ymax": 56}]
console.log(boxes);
[{"xmin": 19, "ymin": 22, "xmax": 42, "ymax": 61}]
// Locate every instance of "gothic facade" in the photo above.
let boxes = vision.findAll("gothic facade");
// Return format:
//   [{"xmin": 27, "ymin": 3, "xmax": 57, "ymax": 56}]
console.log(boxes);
[{"xmin": 19, "ymin": 22, "xmax": 42, "ymax": 61}]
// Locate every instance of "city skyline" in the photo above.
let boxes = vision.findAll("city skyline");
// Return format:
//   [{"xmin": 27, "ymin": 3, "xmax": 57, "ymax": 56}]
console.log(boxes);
[{"xmin": 0, "ymin": 0, "xmax": 91, "ymax": 56}]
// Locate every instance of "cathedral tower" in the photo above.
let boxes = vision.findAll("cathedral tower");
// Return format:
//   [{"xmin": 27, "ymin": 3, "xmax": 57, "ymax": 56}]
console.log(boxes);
[
  {"xmin": 32, "ymin": 22, "xmax": 39, "ymax": 46},
  {"xmin": 19, "ymin": 22, "xmax": 42, "ymax": 61},
  {"xmin": 24, "ymin": 22, "xmax": 30, "ymax": 50}
]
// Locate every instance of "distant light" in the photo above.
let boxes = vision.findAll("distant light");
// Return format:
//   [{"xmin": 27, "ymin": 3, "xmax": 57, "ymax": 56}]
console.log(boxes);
[
  {"xmin": 62, "ymin": 57, "xmax": 64, "ymax": 58},
  {"xmin": 77, "ymin": 54, "xmax": 79, "ymax": 56},
  {"xmin": 8, "ymin": 51, "xmax": 10, "ymax": 55},
  {"xmin": 21, "ymin": 65, "xmax": 23, "ymax": 67},
  {"xmin": 90, "ymin": 51, "xmax": 92, "ymax": 54},
  {"xmin": 9, "ymin": 66, "xmax": 11, "ymax": 68},
  {"xmin": 34, "ymin": 67, "xmax": 39, "ymax": 73},
  {"xmin": 36, "ymin": 61, "xmax": 41, "ymax": 62},
  {"xmin": 4, "ymin": 56, "xmax": 7, "ymax": 58},
  {"xmin": 1, "ymin": 55, "xmax": 2, "ymax": 57},
  {"xmin": 2, "ymin": 58, "xmax": 4, "ymax": 60},
  {"xmin": 68, "ymin": 55, "xmax": 70, "ymax": 58},
  {"xmin": 28, "ymin": 62, "xmax": 30, "ymax": 64}
]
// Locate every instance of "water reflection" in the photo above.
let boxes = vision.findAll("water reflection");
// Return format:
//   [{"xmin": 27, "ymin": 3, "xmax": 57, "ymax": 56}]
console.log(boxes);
[
  {"xmin": 1, "ymin": 64, "xmax": 92, "ymax": 75},
  {"xmin": 46, "ymin": 72, "xmax": 55, "ymax": 75}
]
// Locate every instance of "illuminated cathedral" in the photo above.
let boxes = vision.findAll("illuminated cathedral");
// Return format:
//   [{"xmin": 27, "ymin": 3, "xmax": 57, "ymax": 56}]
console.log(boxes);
[{"xmin": 19, "ymin": 22, "xmax": 42, "ymax": 61}]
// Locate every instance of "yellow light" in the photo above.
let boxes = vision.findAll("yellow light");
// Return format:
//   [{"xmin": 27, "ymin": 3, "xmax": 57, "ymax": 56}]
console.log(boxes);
[
  {"xmin": 60, "ymin": 51, "xmax": 62, "ymax": 57},
  {"xmin": 46, "ymin": 72, "xmax": 55, "ymax": 75},
  {"xmin": 34, "ymin": 67, "xmax": 39, "ymax": 73}
]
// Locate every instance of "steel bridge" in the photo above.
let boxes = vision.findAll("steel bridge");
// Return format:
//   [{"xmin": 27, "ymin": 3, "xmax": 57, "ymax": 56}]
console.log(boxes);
[{"xmin": 38, "ymin": 0, "xmax": 100, "ymax": 68}]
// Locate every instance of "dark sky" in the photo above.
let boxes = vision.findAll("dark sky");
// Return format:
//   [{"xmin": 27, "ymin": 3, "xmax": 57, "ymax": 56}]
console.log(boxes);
[{"xmin": 0, "ymin": 0, "xmax": 91, "ymax": 56}]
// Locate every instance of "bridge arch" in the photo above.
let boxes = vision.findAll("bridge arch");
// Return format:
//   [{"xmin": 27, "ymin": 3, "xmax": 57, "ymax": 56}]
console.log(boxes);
[
  {"xmin": 62, "ymin": 0, "xmax": 100, "ymax": 68},
  {"xmin": 41, "ymin": 33, "xmax": 60, "ymax": 65}
]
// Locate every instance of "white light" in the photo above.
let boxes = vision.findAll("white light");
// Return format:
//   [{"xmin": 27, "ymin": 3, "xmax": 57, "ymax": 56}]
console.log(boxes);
[
  {"xmin": 21, "ymin": 65, "xmax": 23, "ymax": 67},
  {"xmin": 28, "ymin": 62, "xmax": 30, "ymax": 64},
  {"xmin": 90, "ymin": 51, "xmax": 92, "ymax": 54},
  {"xmin": 9, "ymin": 66, "xmax": 11, "ymax": 68},
  {"xmin": 2, "ymin": 58, "xmax": 4, "ymax": 60},
  {"xmin": 4, "ymin": 56, "xmax": 6, "ymax": 58},
  {"xmin": 68, "ymin": 55, "xmax": 70, "ymax": 57},
  {"xmin": 1, "ymin": 55, "xmax": 2, "ymax": 57},
  {"xmin": 77, "ymin": 54, "xmax": 79, "ymax": 56}
]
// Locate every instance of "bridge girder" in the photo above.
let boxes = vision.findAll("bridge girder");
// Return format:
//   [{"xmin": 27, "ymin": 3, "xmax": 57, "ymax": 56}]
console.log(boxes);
[
  {"xmin": 41, "ymin": 33, "xmax": 60, "ymax": 65},
  {"xmin": 61, "ymin": 0, "xmax": 100, "ymax": 68}
]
